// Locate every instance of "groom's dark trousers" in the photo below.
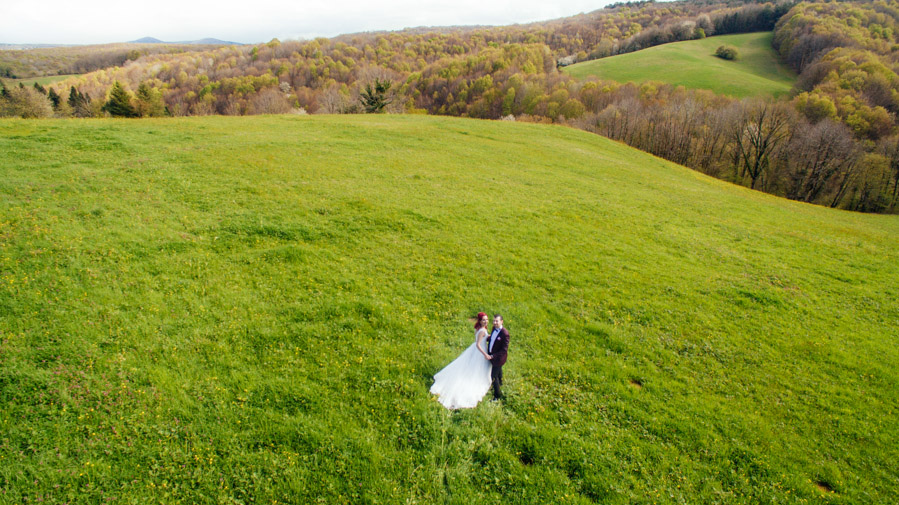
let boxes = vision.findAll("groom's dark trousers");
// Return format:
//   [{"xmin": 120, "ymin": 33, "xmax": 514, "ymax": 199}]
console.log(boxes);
[
  {"xmin": 489, "ymin": 327, "xmax": 510, "ymax": 400},
  {"xmin": 490, "ymin": 366, "xmax": 503, "ymax": 400}
]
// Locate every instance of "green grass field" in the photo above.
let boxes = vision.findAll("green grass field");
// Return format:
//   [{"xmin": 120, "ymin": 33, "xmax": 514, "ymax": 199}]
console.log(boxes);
[
  {"xmin": 1, "ymin": 115, "xmax": 897, "ymax": 504},
  {"xmin": 8, "ymin": 74, "xmax": 80, "ymax": 88},
  {"xmin": 563, "ymin": 32, "xmax": 796, "ymax": 98}
]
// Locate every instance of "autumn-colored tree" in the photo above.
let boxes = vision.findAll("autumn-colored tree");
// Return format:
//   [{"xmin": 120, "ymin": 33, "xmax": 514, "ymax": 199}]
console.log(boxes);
[
  {"xmin": 794, "ymin": 92, "xmax": 837, "ymax": 123},
  {"xmin": 559, "ymin": 98, "xmax": 586, "ymax": 120},
  {"xmin": 714, "ymin": 45, "xmax": 739, "ymax": 60},
  {"xmin": 249, "ymin": 87, "xmax": 292, "ymax": 114},
  {"xmin": 134, "ymin": 82, "xmax": 166, "ymax": 117},
  {"xmin": 0, "ymin": 85, "xmax": 54, "ymax": 118}
]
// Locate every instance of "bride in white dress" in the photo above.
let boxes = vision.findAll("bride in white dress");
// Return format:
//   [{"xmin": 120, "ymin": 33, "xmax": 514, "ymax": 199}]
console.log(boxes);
[{"xmin": 430, "ymin": 312, "xmax": 493, "ymax": 409}]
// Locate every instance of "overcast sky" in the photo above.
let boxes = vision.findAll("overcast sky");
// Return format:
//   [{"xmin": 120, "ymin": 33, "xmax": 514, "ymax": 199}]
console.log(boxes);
[{"xmin": 1, "ymin": 0, "xmax": 616, "ymax": 45}]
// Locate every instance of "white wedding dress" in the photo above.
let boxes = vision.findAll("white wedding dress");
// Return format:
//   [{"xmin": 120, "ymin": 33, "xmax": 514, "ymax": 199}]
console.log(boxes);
[{"xmin": 430, "ymin": 328, "xmax": 493, "ymax": 409}]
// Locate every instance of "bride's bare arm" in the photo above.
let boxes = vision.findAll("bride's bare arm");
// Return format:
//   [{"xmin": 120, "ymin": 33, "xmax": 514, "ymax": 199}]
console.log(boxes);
[{"xmin": 476, "ymin": 330, "xmax": 490, "ymax": 359}]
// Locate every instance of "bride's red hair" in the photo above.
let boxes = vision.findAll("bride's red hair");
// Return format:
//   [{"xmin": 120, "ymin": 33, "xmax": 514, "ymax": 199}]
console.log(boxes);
[{"xmin": 474, "ymin": 312, "xmax": 488, "ymax": 329}]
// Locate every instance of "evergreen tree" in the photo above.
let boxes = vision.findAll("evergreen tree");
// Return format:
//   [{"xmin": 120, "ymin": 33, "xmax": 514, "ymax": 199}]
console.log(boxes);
[
  {"xmin": 102, "ymin": 81, "xmax": 138, "ymax": 117},
  {"xmin": 68, "ymin": 86, "xmax": 79, "ymax": 108},
  {"xmin": 33, "ymin": 82, "xmax": 47, "ymax": 95},
  {"xmin": 0, "ymin": 79, "xmax": 8, "ymax": 99},
  {"xmin": 360, "ymin": 79, "xmax": 392, "ymax": 113},
  {"xmin": 68, "ymin": 86, "xmax": 93, "ymax": 117},
  {"xmin": 47, "ymin": 88, "xmax": 61, "ymax": 109}
]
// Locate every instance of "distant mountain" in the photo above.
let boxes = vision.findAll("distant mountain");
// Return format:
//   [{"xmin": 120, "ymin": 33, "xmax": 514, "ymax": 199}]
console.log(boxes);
[
  {"xmin": 131, "ymin": 37, "xmax": 164, "ymax": 44},
  {"xmin": 129, "ymin": 37, "xmax": 242, "ymax": 45}
]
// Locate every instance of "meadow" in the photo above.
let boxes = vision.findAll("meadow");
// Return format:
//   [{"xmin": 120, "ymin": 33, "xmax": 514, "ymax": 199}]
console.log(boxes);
[
  {"xmin": 1, "ymin": 114, "xmax": 897, "ymax": 504},
  {"xmin": 8, "ymin": 74, "xmax": 80, "ymax": 88},
  {"xmin": 563, "ymin": 32, "xmax": 796, "ymax": 98}
]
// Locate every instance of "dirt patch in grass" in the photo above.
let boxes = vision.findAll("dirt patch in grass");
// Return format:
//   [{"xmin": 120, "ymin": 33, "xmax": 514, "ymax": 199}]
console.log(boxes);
[{"xmin": 815, "ymin": 480, "xmax": 835, "ymax": 493}]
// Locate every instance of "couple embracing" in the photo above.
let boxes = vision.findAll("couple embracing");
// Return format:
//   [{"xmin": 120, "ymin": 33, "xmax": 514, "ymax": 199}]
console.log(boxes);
[{"xmin": 430, "ymin": 313, "xmax": 510, "ymax": 410}]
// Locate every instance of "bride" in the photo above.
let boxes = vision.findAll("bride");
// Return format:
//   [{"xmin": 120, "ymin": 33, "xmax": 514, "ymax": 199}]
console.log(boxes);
[{"xmin": 430, "ymin": 312, "xmax": 493, "ymax": 409}]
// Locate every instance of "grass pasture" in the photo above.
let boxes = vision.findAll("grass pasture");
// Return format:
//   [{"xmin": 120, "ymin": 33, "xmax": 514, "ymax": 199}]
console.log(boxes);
[
  {"xmin": 1, "ymin": 114, "xmax": 897, "ymax": 504},
  {"xmin": 563, "ymin": 32, "xmax": 796, "ymax": 98},
  {"xmin": 8, "ymin": 74, "xmax": 81, "ymax": 88}
]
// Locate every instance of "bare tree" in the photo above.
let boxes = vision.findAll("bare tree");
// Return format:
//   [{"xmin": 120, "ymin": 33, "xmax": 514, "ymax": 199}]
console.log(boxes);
[
  {"xmin": 317, "ymin": 83, "xmax": 350, "ymax": 113},
  {"xmin": 732, "ymin": 100, "xmax": 794, "ymax": 189},
  {"xmin": 596, "ymin": 96, "xmax": 642, "ymax": 144},
  {"xmin": 785, "ymin": 119, "xmax": 860, "ymax": 203},
  {"xmin": 878, "ymin": 135, "xmax": 899, "ymax": 211},
  {"xmin": 692, "ymin": 100, "xmax": 732, "ymax": 175},
  {"xmin": 249, "ymin": 87, "xmax": 292, "ymax": 114}
]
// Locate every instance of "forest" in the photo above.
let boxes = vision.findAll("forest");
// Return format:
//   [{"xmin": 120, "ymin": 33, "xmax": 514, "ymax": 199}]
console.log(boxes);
[
  {"xmin": 0, "ymin": 43, "xmax": 226, "ymax": 79},
  {"xmin": 1, "ymin": 0, "xmax": 898, "ymax": 213}
]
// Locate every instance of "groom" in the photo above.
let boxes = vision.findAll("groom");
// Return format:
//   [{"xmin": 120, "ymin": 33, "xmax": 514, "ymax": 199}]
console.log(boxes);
[{"xmin": 486, "ymin": 314, "xmax": 510, "ymax": 401}]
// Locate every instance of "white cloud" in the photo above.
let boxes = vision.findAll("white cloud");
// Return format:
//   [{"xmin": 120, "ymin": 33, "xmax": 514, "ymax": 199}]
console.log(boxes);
[{"xmin": 0, "ymin": 0, "xmax": 612, "ymax": 45}]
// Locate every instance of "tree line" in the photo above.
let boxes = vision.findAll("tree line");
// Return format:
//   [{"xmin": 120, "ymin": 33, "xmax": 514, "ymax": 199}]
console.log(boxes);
[
  {"xmin": 0, "ymin": 43, "xmax": 227, "ymax": 80},
  {"xmin": 1, "ymin": 0, "xmax": 790, "ymax": 118},
  {"xmin": 1, "ymin": 0, "xmax": 897, "ymax": 212},
  {"xmin": 573, "ymin": 81, "xmax": 896, "ymax": 212}
]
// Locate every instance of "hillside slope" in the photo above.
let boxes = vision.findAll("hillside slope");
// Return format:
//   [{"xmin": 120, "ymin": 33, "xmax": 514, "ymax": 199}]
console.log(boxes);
[
  {"xmin": 563, "ymin": 32, "xmax": 796, "ymax": 98},
  {"xmin": 1, "ymin": 115, "xmax": 897, "ymax": 504}
]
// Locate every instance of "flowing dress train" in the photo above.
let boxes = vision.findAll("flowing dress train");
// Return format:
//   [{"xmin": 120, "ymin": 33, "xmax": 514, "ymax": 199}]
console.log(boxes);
[{"xmin": 430, "ymin": 328, "xmax": 493, "ymax": 409}]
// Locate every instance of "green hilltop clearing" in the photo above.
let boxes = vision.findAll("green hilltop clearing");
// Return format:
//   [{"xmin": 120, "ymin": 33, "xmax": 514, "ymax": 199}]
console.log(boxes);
[
  {"xmin": 9, "ymin": 74, "xmax": 80, "ymax": 88},
  {"xmin": 1, "ymin": 115, "xmax": 897, "ymax": 504},
  {"xmin": 563, "ymin": 32, "xmax": 796, "ymax": 98}
]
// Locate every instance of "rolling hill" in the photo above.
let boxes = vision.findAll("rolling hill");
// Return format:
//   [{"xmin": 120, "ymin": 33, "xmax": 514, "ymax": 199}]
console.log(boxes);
[
  {"xmin": 563, "ymin": 32, "xmax": 796, "ymax": 98},
  {"xmin": 9, "ymin": 73, "xmax": 80, "ymax": 88},
  {"xmin": 1, "ymin": 114, "xmax": 897, "ymax": 504}
]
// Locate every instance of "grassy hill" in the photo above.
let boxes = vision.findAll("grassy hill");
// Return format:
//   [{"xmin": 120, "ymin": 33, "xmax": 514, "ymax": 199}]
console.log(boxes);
[
  {"xmin": 1, "ymin": 115, "xmax": 897, "ymax": 504},
  {"xmin": 563, "ymin": 32, "xmax": 796, "ymax": 98},
  {"xmin": 8, "ymin": 74, "xmax": 80, "ymax": 87}
]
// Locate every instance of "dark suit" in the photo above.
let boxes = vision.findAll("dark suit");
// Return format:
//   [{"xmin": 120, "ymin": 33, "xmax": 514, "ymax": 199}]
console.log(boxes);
[{"xmin": 488, "ymin": 327, "xmax": 510, "ymax": 400}]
